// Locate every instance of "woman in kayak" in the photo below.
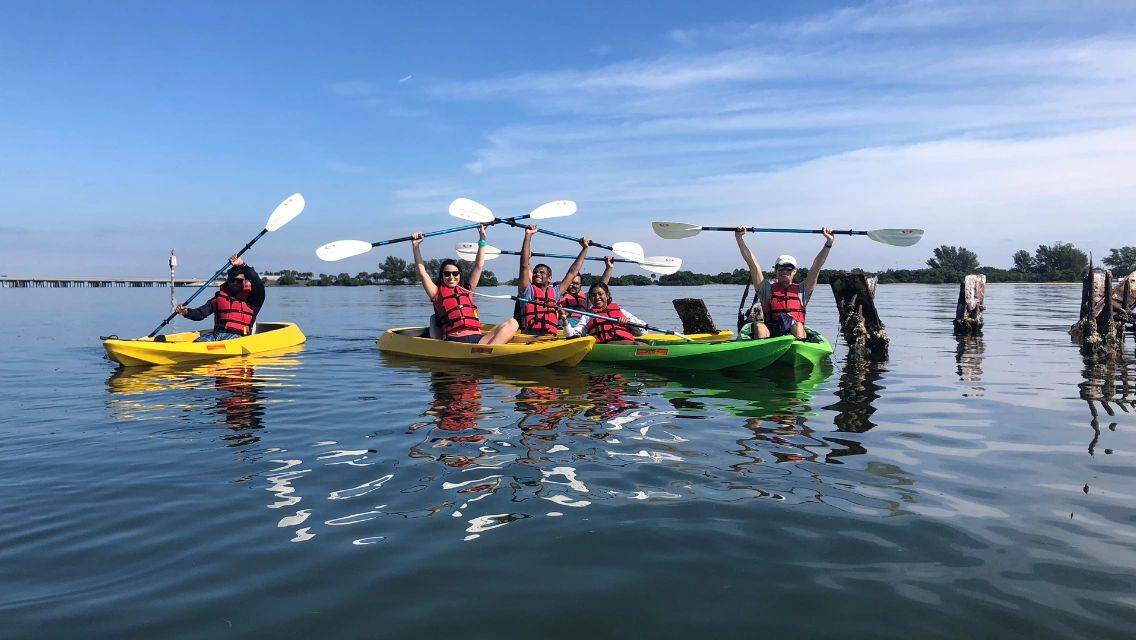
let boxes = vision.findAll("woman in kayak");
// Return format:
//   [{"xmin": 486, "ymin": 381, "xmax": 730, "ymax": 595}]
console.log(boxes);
[
  {"xmin": 559, "ymin": 255, "xmax": 615, "ymax": 328},
  {"xmin": 564, "ymin": 282, "xmax": 647, "ymax": 344},
  {"xmin": 175, "ymin": 255, "xmax": 264, "ymax": 342},
  {"xmin": 735, "ymin": 225, "xmax": 834, "ymax": 339},
  {"xmin": 411, "ymin": 225, "xmax": 518, "ymax": 345}
]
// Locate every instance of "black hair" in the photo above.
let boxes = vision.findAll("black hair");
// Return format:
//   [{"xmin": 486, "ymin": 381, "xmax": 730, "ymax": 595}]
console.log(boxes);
[
  {"xmin": 435, "ymin": 259, "xmax": 464, "ymax": 286},
  {"xmin": 587, "ymin": 281, "xmax": 612, "ymax": 301},
  {"xmin": 532, "ymin": 263, "xmax": 552, "ymax": 277}
]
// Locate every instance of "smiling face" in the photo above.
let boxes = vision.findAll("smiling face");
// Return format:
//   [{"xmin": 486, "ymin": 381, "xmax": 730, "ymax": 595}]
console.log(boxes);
[
  {"xmin": 774, "ymin": 263, "xmax": 796, "ymax": 285},
  {"xmin": 532, "ymin": 264, "xmax": 553, "ymax": 287},
  {"xmin": 587, "ymin": 284, "xmax": 610, "ymax": 308},
  {"xmin": 566, "ymin": 276, "xmax": 582, "ymax": 296}
]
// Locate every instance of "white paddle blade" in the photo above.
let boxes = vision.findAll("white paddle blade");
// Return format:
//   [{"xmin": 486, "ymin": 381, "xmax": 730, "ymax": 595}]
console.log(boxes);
[
  {"xmin": 611, "ymin": 242, "xmax": 645, "ymax": 263},
  {"xmin": 639, "ymin": 256, "xmax": 682, "ymax": 275},
  {"xmin": 266, "ymin": 193, "xmax": 306, "ymax": 232},
  {"xmin": 867, "ymin": 228, "xmax": 924, "ymax": 247},
  {"xmin": 652, "ymin": 221, "xmax": 702, "ymax": 239},
  {"xmin": 449, "ymin": 198, "xmax": 495, "ymax": 223},
  {"xmin": 316, "ymin": 240, "xmax": 373, "ymax": 261},
  {"xmin": 528, "ymin": 200, "xmax": 577, "ymax": 220},
  {"xmin": 454, "ymin": 242, "xmax": 502, "ymax": 260}
]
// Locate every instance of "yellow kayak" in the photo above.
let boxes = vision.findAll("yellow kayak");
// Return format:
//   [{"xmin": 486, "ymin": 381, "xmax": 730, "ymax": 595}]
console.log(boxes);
[
  {"xmin": 378, "ymin": 327, "xmax": 595, "ymax": 367},
  {"xmin": 102, "ymin": 322, "xmax": 307, "ymax": 367}
]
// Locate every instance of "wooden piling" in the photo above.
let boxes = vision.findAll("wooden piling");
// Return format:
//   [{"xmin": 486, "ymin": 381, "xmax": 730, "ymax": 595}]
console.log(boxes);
[
  {"xmin": 830, "ymin": 272, "xmax": 889, "ymax": 357},
  {"xmin": 1069, "ymin": 268, "xmax": 1123, "ymax": 359},
  {"xmin": 953, "ymin": 274, "xmax": 985, "ymax": 334},
  {"xmin": 672, "ymin": 298, "xmax": 726, "ymax": 336}
]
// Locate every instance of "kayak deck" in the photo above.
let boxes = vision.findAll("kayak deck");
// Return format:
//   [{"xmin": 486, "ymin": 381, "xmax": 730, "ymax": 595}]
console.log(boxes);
[
  {"xmin": 583, "ymin": 335, "xmax": 795, "ymax": 371},
  {"xmin": 378, "ymin": 327, "xmax": 595, "ymax": 367},
  {"xmin": 102, "ymin": 322, "xmax": 307, "ymax": 367}
]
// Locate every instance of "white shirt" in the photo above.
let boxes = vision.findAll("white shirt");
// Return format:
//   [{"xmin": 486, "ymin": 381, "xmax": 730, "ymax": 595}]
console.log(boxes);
[{"xmin": 565, "ymin": 307, "xmax": 649, "ymax": 338}]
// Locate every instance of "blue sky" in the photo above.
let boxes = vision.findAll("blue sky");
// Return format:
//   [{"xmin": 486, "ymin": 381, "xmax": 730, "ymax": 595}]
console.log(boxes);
[{"xmin": 3, "ymin": 0, "xmax": 1135, "ymax": 277}]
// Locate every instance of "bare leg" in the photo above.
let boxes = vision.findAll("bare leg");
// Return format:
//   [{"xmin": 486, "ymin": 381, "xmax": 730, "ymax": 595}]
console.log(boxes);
[
  {"xmin": 754, "ymin": 322, "xmax": 772, "ymax": 339},
  {"xmin": 790, "ymin": 321, "xmax": 807, "ymax": 339},
  {"xmin": 481, "ymin": 318, "xmax": 519, "ymax": 345}
]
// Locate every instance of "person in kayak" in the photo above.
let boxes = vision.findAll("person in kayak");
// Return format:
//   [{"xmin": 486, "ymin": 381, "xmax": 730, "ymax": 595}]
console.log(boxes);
[
  {"xmin": 559, "ymin": 255, "xmax": 615, "ymax": 328},
  {"xmin": 564, "ymin": 282, "xmax": 648, "ymax": 344},
  {"xmin": 174, "ymin": 255, "xmax": 264, "ymax": 342},
  {"xmin": 517, "ymin": 225, "xmax": 591, "ymax": 336},
  {"xmin": 412, "ymin": 225, "xmax": 518, "ymax": 345},
  {"xmin": 735, "ymin": 225, "xmax": 835, "ymax": 339}
]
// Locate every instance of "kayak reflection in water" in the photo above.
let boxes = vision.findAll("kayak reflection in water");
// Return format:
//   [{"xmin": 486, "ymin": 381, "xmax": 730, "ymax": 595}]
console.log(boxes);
[
  {"xmin": 211, "ymin": 364, "xmax": 266, "ymax": 447},
  {"xmin": 175, "ymin": 255, "xmax": 265, "ymax": 342},
  {"xmin": 411, "ymin": 224, "xmax": 517, "ymax": 345}
]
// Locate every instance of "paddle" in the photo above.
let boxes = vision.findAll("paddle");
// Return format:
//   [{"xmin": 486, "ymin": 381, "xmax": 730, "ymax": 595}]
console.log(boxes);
[
  {"xmin": 494, "ymin": 216, "xmax": 646, "ymax": 262},
  {"xmin": 144, "ymin": 194, "xmax": 305, "ymax": 339},
  {"xmin": 652, "ymin": 222, "xmax": 924, "ymax": 247},
  {"xmin": 316, "ymin": 198, "xmax": 576, "ymax": 262},
  {"xmin": 463, "ymin": 289, "xmax": 692, "ymax": 341},
  {"xmin": 454, "ymin": 242, "xmax": 682, "ymax": 275}
]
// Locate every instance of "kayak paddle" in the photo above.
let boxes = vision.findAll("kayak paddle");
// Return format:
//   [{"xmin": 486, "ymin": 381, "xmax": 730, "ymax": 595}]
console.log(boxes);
[
  {"xmin": 464, "ymin": 289, "xmax": 691, "ymax": 341},
  {"xmin": 454, "ymin": 242, "xmax": 682, "ymax": 275},
  {"xmin": 493, "ymin": 216, "xmax": 645, "ymax": 262},
  {"xmin": 145, "ymin": 193, "xmax": 305, "ymax": 339},
  {"xmin": 652, "ymin": 222, "xmax": 924, "ymax": 247},
  {"xmin": 316, "ymin": 198, "xmax": 576, "ymax": 262}
]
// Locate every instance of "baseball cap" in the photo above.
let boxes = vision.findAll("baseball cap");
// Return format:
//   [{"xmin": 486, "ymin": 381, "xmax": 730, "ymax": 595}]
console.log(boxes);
[{"xmin": 774, "ymin": 255, "xmax": 797, "ymax": 269}]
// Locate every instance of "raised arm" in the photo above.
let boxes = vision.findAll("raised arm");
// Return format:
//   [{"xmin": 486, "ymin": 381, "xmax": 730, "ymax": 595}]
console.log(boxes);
[
  {"xmin": 466, "ymin": 224, "xmax": 488, "ymax": 291},
  {"xmin": 803, "ymin": 226, "xmax": 834, "ymax": 295},
  {"xmin": 600, "ymin": 256, "xmax": 614, "ymax": 285},
  {"xmin": 559, "ymin": 237, "xmax": 591, "ymax": 291},
  {"xmin": 735, "ymin": 227, "xmax": 764, "ymax": 288},
  {"xmin": 411, "ymin": 233, "xmax": 439, "ymax": 300},
  {"xmin": 518, "ymin": 225, "xmax": 537, "ymax": 291}
]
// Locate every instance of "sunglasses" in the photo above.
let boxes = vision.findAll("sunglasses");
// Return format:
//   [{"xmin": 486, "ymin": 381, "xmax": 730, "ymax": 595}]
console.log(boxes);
[
  {"xmin": 442, "ymin": 271, "xmax": 461, "ymax": 277},
  {"xmin": 776, "ymin": 265, "xmax": 795, "ymax": 271}
]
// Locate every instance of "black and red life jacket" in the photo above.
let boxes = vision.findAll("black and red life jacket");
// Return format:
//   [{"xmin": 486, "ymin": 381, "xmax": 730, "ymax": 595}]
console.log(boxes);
[
  {"xmin": 560, "ymin": 289, "xmax": 587, "ymax": 320},
  {"xmin": 587, "ymin": 302, "xmax": 638, "ymax": 343},
  {"xmin": 432, "ymin": 285, "xmax": 481, "ymax": 337},
  {"xmin": 213, "ymin": 285, "xmax": 256, "ymax": 335},
  {"xmin": 520, "ymin": 285, "xmax": 560, "ymax": 335},
  {"xmin": 763, "ymin": 282, "xmax": 806, "ymax": 325}
]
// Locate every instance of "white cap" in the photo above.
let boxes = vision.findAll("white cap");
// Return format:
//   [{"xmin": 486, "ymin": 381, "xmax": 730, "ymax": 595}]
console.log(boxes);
[{"xmin": 774, "ymin": 254, "xmax": 797, "ymax": 268}]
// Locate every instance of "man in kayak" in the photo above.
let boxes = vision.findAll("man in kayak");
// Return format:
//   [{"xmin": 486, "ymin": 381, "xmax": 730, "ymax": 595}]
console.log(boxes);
[
  {"xmin": 564, "ymin": 282, "xmax": 648, "ymax": 344},
  {"xmin": 516, "ymin": 225, "xmax": 590, "ymax": 336},
  {"xmin": 559, "ymin": 256, "xmax": 615, "ymax": 328},
  {"xmin": 411, "ymin": 224, "xmax": 518, "ymax": 345},
  {"xmin": 175, "ymin": 255, "xmax": 264, "ymax": 342},
  {"xmin": 735, "ymin": 226, "xmax": 835, "ymax": 339}
]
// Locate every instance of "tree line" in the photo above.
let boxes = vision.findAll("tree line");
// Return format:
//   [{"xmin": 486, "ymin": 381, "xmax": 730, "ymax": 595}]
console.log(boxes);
[{"xmin": 264, "ymin": 244, "xmax": 1136, "ymax": 287}]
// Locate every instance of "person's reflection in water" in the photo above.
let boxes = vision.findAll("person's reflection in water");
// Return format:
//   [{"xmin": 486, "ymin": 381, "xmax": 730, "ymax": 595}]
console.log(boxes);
[
  {"xmin": 412, "ymin": 371, "xmax": 488, "ymax": 469},
  {"xmin": 826, "ymin": 354, "xmax": 887, "ymax": 434},
  {"xmin": 955, "ymin": 333, "xmax": 986, "ymax": 395},
  {"xmin": 210, "ymin": 364, "xmax": 266, "ymax": 448},
  {"xmin": 1079, "ymin": 354, "xmax": 1133, "ymax": 456}
]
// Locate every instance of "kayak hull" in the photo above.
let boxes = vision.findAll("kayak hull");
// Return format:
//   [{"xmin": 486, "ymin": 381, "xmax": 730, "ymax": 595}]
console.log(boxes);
[
  {"xmin": 783, "ymin": 329, "xmax": 834, "ymax": 367},
  {"xmin": 103, "ymin": 322, "xmax": 307, "ymax": 367},
  {"xmin": 378, "ymin": 327, "xmax": 595, "ymax": 367},
  {"xmin": 583, "ymin": 335, "xmax": 795, "ymax": 371}
]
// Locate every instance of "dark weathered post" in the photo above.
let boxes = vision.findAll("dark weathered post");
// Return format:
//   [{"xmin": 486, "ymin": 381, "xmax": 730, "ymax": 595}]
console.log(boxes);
[
  {"xmin": 953, "ymin": 274, "xmax": 985, "ymax": 334},
  {"xmin": 671, "ymin": 298, "xmax": 723, "ymax": 335},
  {"xmin": 830, "ymin": 272, "xmax": 889, "ymax": 357},
  {"xmin": 1070, "ymin": 268, "xmax": 1122, "ymax": 359}
]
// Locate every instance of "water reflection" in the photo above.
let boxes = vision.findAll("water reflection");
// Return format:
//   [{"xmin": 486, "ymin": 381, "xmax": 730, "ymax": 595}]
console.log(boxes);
[
  {"xmin": 826, "ymin": 355, "xmax": 888, "ymax": 433},
  {"xmin": 1079, "ymin": 352, "xmax": 1135, "ymax": 456},
  {"xmin": 955, "ymin": 333, "xmax": 986, "ymax": 388}
]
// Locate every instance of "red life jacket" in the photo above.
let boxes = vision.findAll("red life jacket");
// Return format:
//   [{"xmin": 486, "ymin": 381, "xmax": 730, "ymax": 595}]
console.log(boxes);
[
  {"xmin": 587, "ymin": 302, "xmax": 638, "ymax": 343},
  {"xmin": 560, "ymin": 289, "xmax": 587, "ymax": 318},
  {"xmin": 763, "ymin": 282, "xmax": 806, "ymax": 325},
  {"xmin": 213, "ymin": 286, "xmax": 256, "ymax": 335},
  {"xmin": 521, "ymin": 285, "xmax": 559, "ymax": 335},
  {"xmin": 432, "ymin": 285, "xmax": 481, "ymax": 337}
]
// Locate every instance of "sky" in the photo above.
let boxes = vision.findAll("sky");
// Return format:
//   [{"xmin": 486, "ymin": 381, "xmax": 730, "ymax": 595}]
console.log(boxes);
[{"xmin": 2, "ymin": 0, "xmax": 1135, "ymax": 278}]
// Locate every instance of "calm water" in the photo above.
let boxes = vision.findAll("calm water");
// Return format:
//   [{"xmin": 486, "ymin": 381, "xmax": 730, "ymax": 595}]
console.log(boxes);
[{"xmin": 2, "ymin": 284, "xmax": 1135, "ymax": 639}]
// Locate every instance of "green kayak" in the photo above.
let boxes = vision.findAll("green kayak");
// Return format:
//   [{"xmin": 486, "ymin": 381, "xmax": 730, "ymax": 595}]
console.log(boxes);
[
  {"xmin": 582, "ymin": 335, "xmax": 795, "ymax": 371},
  {"xmin": 740, "ymin": 322, "xmax": 834, "ymax": 368}
]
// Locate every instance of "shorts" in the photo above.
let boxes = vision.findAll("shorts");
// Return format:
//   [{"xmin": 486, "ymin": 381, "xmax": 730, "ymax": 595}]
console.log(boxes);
[{"xmin": 445, "ymin": 334, "xmax": 483, "ymax": 344}]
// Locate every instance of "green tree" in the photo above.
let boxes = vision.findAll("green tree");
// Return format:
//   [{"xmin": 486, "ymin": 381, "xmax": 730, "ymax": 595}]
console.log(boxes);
[
  {"xmin": 1034, "ymin": 242, "xmax": 1088, "ymax": 280},
  {"xmin": 1103, "ymin": 246, "xmax": 1136, "ymax": 277},
  {"xmin": 379, "ymin": 256, "xmax": 410, "ymax": 284},
  {"xmin": 927, "ymin": 245, "xmax": 979, "ymax": 272},
  {"xmin": 1011, "ymin": 250, "xmax": 1035, "ymax": 273}
]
